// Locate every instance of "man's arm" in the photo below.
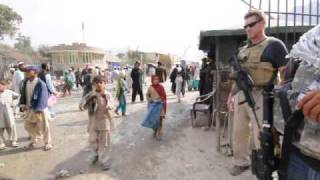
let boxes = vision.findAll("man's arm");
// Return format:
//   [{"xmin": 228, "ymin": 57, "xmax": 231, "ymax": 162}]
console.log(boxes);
[
  {"xmin": 278, "ymin": 66, "xmax": 286, "ymax": 84},
  {"xmin": 269, "ymin": 40, "xmax": 289, "ymax": 84},
  {"xmin": 18, "ymin": 80, "xmax": 27, "ymax": 108},
  {"xmin": 79, "ymin": 91, "xmax": 95, "ymax": 110},
  {"xmin": 45, "ymin": 74, "xmax": 57, "ymax": 95}
]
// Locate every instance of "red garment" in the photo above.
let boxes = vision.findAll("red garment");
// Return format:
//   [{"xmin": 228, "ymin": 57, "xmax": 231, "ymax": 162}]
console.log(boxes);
[{"xmin": 151, "ymin": 75, "xmax": 167, "ymax": 113}]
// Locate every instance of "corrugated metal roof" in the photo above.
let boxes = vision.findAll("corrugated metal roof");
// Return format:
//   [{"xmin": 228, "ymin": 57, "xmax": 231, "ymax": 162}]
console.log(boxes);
[
  {"xmin": 199, "ymin": 25, "xmax": 314, "ymax": 51},
  {"xmin": 200, "ymin": 25, "xmax": 313, "ymax": 38}
]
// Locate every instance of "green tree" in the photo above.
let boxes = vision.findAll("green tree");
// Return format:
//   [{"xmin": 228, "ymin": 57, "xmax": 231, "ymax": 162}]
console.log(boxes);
[
  {"xmin": 0, "ymin": 4, "xmax": 22, "ymax": 39},
  {"xmin": 38, "ymin": 44, "xmax": 50, "ymax": 57},
  {"xmin": 14, "ymin": 34, "xmax": 34, "ymax": 55}
]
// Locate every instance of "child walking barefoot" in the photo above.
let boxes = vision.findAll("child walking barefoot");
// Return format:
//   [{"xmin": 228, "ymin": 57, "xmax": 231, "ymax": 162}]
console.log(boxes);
[
  {"xmin": 0, "ymin": 80, "xmax": 20, "ymax": 149},
  {"xmin": 146, "ymin": 75, "xmax": 167, "ymax": 140},
  {"xmin": 79, "ymin": 75, "xmax": 114, "ymax": 170}
]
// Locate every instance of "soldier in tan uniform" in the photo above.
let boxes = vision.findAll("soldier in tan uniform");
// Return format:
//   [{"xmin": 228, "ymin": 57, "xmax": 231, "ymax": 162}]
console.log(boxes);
[
  {"xmin": 227, "ymin": 10, "xmax": 288, "ymax": 176},
  {"xmin": 79, "ymin": 75, "xmax": 114, "ymax": 171}
]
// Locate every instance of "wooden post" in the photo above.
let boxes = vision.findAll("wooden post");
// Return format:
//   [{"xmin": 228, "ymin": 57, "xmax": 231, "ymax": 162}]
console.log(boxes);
[{"xmin": 215, "ymin": 36, "xmax": 221, "ymax": 152}]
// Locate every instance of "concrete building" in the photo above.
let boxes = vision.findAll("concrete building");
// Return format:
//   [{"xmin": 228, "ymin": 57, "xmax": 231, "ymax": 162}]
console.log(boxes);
[{"xmin": 48, "ymin": 43, "xmax": 106, "ymax": 74}]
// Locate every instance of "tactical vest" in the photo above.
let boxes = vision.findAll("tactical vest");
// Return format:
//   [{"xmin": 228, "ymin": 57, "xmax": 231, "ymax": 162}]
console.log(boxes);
[{"xmin": 238, "ymin": 38, "xmax": 276, "ymax": 87}]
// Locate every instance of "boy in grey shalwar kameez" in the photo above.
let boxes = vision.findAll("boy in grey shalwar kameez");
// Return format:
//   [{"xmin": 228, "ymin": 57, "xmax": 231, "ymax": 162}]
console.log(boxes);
[
  {"xmin": 0, "ymin": 80, "xmax": 20, "ymax": 149},
  {"xmin": 79, "ymin": 75, "xmax": 114, "ymax": 170}
]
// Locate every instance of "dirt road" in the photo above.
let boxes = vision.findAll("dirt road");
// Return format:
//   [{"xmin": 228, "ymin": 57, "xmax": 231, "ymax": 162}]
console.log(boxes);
[{"xmin": 0, "ymin": 84, "xmax": 254, "ymax": 180}]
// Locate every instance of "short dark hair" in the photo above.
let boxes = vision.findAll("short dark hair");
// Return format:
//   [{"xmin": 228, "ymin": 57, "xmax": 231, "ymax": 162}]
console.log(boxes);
[
  {"xmin": 41, "ymin": 63, "xmax": 49, "ymax": 70},
  {"xmin": 244, "ymin": 9, "xmax": 266, "ymax": 22},
  {"xmin": 93, "ymin": 75, "xmax": 106, "ymax": 83},
  {"xmin": 158, "ymin": 62, "xmax": 162, "ymax": 66},
  {"xmin": 136, "ymin": 60, "xmax": 141, "ymax": 65}
]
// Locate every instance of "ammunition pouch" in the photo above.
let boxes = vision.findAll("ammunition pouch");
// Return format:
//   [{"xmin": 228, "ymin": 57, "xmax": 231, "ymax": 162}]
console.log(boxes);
[{"xmin": 243, "ymin": 62, "xmax": 276, "ymax": 87}]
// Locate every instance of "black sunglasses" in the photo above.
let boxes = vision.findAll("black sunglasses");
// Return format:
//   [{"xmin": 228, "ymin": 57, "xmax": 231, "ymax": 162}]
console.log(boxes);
[{"xmin": 244, "ymin": 20, "xmax": 261, "ymax": 29}]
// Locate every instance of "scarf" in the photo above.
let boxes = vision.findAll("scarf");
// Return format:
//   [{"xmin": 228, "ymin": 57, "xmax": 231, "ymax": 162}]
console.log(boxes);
[{"xmin": 151, "ymin": 75, "xmax": 167, "ymax": 113}]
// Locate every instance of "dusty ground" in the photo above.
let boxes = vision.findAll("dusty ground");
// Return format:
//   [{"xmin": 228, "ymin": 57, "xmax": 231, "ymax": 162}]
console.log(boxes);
[{"xmin": 0, "ymin": 82, "xmax": 254, "ymax": 180}]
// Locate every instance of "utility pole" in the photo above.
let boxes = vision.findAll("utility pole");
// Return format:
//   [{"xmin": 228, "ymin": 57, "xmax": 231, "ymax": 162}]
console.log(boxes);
[{"xmin": 82, "ymin": 21, "xmax": 85, "ymax": 43}]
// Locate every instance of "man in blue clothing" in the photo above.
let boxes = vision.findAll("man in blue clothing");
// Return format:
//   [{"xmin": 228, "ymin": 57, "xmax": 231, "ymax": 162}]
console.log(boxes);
[
  {"xmin": 12, "ymin": 61, "xmax": 25, "ymax": 94},
  {"xmin": 39, "ymin": 63, "xmax": 58, "ymax": 118},
  {"xmin": 19, "ymin": 66, "xmax": 52, "ymax": 151}
]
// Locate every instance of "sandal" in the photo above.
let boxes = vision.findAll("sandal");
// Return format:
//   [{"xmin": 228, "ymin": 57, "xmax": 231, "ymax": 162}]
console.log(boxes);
[
  {"xmin": 44, "ymin": 144, "xmax": 53, "ymax": 151},
  {"xmin": 0, "ymin": 143, "xmax": 6, "ymax": 150},
  {"xmin": 11, "ymin": 141, "xmax": 19, "ymax": 148}
]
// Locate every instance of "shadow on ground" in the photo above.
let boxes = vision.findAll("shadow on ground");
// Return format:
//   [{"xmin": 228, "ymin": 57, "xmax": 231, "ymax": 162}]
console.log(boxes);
[{"xmin": 48, "ymin": 98, "xmax": 194, "ymax": 180}]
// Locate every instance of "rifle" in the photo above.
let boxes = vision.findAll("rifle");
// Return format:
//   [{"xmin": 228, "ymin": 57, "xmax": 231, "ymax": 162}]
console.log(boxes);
[
  {"xmin": 230, "ymin": 53, "xmax": 260, "ymax": 129},
  {"xmin": 230, "ymin": 54, "xmax": 279, "ymax": 180},
  {"xmin": 255, "ymin": 90, "xmax": 280, "ymax": 180}
]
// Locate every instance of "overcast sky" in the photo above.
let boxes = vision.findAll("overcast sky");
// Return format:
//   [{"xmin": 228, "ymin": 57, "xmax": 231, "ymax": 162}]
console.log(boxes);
[{"xmin": 1, "ymin": 0, "xmax": 252, "ymax": 59}]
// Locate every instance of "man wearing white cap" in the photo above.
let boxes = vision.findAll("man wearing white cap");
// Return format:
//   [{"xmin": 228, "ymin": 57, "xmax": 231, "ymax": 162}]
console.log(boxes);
[{"xmin": 12, "ymin": 62, "xmax": 25, "ymax": 94}]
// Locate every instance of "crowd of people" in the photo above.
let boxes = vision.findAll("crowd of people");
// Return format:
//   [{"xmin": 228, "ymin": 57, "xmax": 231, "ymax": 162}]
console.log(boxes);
[
  {"xmin": 3, "ymin": 9, "xmax": 319, "ymax": 179},
  {"xmin": 0, "ymin": 62, "xmax": 55, "ymax": 151},
  {"xmin": 0, "ymin": 57, "xmax": 206, "ymax": 171}
]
